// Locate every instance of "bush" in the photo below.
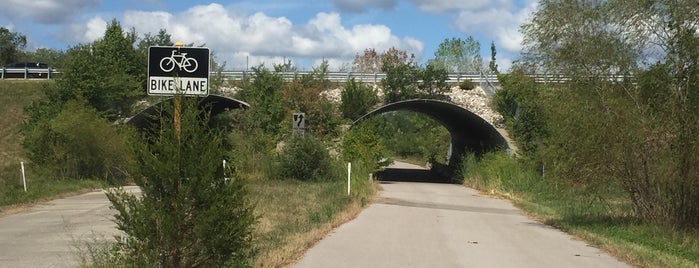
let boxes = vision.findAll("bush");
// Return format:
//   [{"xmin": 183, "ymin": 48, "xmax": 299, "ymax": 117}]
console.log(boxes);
[
  {"xmin": 22, "ymin": 99, "xmax": 134, "ymax": 183},
  {"xmin": 276, "ymin": 134, "xmax": 334, "ymax": 181},
  {"xmin": 340, "ymin": 78, "xmax": 378, "ymax": 121},
  {"xmin": 458, "ymin": 79, "xmax": 476, "ymax": 90},
  {"xmin": 341, "ymin": 122, "xmax": 390, "ymax": 171},
  {"xmin": 105, "ymin": 98, "xmax": 256, "ymax": 267}
]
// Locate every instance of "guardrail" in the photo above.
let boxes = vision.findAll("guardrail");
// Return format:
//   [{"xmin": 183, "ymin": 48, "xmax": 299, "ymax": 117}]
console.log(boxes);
[
  {"xmin": 1, "ymin": 67, "xmax": 56, "ymax": 79},
  {"xmin": 216, "ymin": 70, "xmax": 498, "ymax": 84}
]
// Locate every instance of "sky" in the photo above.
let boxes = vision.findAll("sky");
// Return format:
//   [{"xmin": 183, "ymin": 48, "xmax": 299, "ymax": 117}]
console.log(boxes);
[{"xmin": 0, "ymin": 0, "xmax": 538, "ymax": 72}]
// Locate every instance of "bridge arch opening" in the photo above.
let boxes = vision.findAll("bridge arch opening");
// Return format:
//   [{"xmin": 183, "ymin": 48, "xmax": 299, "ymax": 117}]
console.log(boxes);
[
  {"xmin": 353, "ymin": 99, "xmax": 508, "ymax": 179},
  {"xmin": 126, "ymin": 94, "xmax": 249, "ymax": 131}
]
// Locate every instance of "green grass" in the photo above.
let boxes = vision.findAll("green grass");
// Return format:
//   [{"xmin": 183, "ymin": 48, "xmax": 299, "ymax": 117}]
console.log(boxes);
[{"xmin": 462, "ymin": 152, "xmax": 699, "ymax": 268}]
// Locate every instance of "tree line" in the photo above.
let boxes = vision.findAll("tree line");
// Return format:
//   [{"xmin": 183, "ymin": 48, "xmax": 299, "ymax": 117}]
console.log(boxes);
[{"xmin": 496, "ymin": 0, "xmax": 698, "ymax": 229}]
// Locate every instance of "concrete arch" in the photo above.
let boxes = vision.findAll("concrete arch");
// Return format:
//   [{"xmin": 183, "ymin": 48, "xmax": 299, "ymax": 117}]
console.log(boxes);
[
  {"xmin": 353, "ymin": 99, "xmax": 508, "ymax": 167},
  {"xmin": 126, "ymin": 94, "xmax": 249, "ymax": 130}
]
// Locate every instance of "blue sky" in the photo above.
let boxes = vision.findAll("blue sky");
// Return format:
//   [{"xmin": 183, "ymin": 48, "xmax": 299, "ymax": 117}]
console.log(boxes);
[{"xmin": 0, "ymin": 0, "xmax": 537, "ymax": 71}]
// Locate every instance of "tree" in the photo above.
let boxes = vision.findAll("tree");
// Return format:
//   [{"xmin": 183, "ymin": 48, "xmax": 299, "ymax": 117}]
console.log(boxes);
[
  {"xmin": 416, "ymin": 63, "xmax": 450, "ymax": 100},
  {"xmin": 521, "ymin": 0, "xmax": 638, "ymax": 77},
  {"xmin": 234, "ymin": 65, "xmax": 284, "ymax": 135},
  {"xmin": 22, "ymin": 19, "xmax": 147, "ymax": 182},
  {"xmin": 340, "ymin": 78, "xmax": 378, "ymax": 121},
  {"xmin": 106, "ymin": 99, "xmax": 256, "ymax": 266},
  {"xmin": 431, "ymin": 36, "xmax": 483, "ymax": 73},
  {"xmin": 520, "ymin": 0, "xmax": 699, "ymax": 228},
  {"xmin": 0, "ymin": 27, "xmax": 27, "ymax": 64},
  {"xmin": 136, "ymin": 29, "xmax": 173, "ymax": 58},
  {"xmin": 352, "ymin": 48, "xmax": 381, "ymax": 73},
  {"xmin": 489, "ymin": 41, "xmax": 499, "ymax": 74},
  {"xmin": 49, "ymin": 19, "xmax": 144, "ymax": 119},
  {"xmin": 25, "ymin": 48, "xmax": 65, "ymax": 68}
]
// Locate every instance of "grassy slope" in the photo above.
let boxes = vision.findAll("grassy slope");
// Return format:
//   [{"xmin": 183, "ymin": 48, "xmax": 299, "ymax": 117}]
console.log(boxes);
[
  {"xmin": 0, "ymin": 80, "xmax": 104, "ymax": 209},
  {"xmin": 0, "ymin": 80, "xmax": 44, "ymax": 168}
]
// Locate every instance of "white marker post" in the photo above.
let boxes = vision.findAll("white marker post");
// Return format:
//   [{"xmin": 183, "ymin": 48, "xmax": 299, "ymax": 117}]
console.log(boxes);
[
  {"xmin": 20, "ymin": 161, "xmax": 27, "ymax": 192},
  {"xmin": 347, "ymin": 162, "xmax": 351, "ymax": 196}
]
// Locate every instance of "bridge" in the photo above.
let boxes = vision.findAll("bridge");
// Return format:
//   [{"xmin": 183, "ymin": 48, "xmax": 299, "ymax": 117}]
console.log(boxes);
[{"xmin": 128, "ymin": 87, "xmax": 509, "ymax": 179}]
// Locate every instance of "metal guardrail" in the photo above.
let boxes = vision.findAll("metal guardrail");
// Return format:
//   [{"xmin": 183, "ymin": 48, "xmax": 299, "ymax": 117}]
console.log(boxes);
[
  {"xmin": 1, "ymin": 67, "xmax": 56, "ymax": 79},
  {"xmin": 216, "ymin": 70, "xmax": 499, "ymax": 84}
]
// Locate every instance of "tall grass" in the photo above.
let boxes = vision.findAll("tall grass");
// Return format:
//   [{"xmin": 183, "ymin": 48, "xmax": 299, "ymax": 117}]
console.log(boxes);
[{"xmin": 461, "ymin": 152, "xmax": 699, "ymax": 268}]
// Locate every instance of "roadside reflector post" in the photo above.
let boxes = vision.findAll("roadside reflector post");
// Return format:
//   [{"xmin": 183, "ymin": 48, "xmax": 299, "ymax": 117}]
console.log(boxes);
[
  {"xmin": 347, "ymin": 162, "xmax": 351, "ymax": 196},
  {"xmin": 21, "ymin": 161, "xmax": 27, "ymax": 192}
]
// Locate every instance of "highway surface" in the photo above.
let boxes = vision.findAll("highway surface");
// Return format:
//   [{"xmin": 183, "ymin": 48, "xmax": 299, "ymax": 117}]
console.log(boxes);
[{"xmin": 294, "ymin": 162, "xmax": 629, "ymax": 268}]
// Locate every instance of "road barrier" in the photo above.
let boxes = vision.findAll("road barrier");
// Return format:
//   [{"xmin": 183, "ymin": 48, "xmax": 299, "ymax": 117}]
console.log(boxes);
[{"xmin": 1, "ymin": 67, "xmax": 55, "ymax": 79}]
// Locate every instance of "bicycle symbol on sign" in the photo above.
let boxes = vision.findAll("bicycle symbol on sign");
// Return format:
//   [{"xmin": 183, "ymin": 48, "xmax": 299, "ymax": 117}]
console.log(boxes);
[{"xmin": 159, "ymin": 50, "xmax": 199, "ymax": 73}]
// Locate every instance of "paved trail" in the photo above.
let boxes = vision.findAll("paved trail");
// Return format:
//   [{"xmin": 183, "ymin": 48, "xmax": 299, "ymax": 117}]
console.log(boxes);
[
  {"xmin": 295, "ymin": 163, "xmax": 629, "ymax": 268},
  {"xmin": 0, "ymin": 186, "xmax": 138, "ymax": 268}
]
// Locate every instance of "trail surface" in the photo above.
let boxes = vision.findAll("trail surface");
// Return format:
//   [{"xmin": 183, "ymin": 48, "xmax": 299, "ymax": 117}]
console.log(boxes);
[
  {"xmin": 295, "ymin": 162, "xmax": 628, "ymax": 268},
  {"xmin": 0, "ymin": 186, "xmax": 138, "ymax": 268}
]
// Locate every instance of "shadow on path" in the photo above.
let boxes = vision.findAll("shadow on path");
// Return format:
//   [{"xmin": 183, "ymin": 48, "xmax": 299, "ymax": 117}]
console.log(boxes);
[{"xmin": 375, "ymin": 167, "xmax": 451, "ymax": 184}]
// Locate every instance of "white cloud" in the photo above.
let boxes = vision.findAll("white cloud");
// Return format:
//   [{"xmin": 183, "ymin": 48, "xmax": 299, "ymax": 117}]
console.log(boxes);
[
  {"xmin": 63, "ymin": 16, "xmax": 106, "ymax": 44},
  {"xmin": 0, "ymin": 0, "xmax": 99, "ymax": 24},
  {"xmin": 119, "ymin": 4, "xmax": 423, "ymax": 70},
  {"xmin": 453, "ymin": 1, "xmax": 537, "ymax": 55}
]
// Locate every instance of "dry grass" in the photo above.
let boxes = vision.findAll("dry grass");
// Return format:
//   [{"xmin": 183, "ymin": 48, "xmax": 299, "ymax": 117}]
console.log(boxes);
[
  {"xmin": 248, "ymin": 178, "xmax": 376, "ymax": 267},
  {"xmin": 0, "ymin": 80, "xmax": 46, "ymax": 168}
]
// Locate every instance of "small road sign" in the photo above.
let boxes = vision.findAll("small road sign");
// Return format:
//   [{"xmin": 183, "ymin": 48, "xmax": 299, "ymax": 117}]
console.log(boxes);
[
  {"xmin": 293, "ymin": 113, "xmax": 305, "ymax": 129},
  {"xmin": 148, "ymin": 46, "xmax": 210, "ymax": 96}
]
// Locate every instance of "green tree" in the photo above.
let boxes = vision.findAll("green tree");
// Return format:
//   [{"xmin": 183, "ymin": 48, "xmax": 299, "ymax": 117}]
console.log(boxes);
[
  {"xmin": 106, "ymin": 99, "xmax": 256, "ymax": 266},
  {"xmin": 136, "ymin": 29, "xmax": 173, "ymax": 58},
  {"xmin": 380, "ymin": 48, "xmax": 418, "ymax": 103},
  {"xmin": 431, "ymin": 36, "xmax": 483, "ymax": 73},
  {"xmin": 0, "ymin": 27, "xmax": 26, "ymax": 64},
  {"xmin": 489, "ymin": 41, "xmax": 499, "ymax": 74},
  {"xmin": 520, "ymin": 0, "xmax": 699, "ymax": 228},
  {"xmin": 234, "ymin": 65, "xmax": 284, "ymax": 135},
  {"xmin": 342, "ymin": 122, "xmax": 389, "ymax": 171},
  {"xmin": 340, "ymin": 78, "xmax": 378, "ymax": 121},
  {"xmin": 22, "ymin": 19, "xmax": 146, "ymax": 181},
  {"xmin": 416, "ymin": 63, "xmax": 450, "ymax": 100},
  {"xmin": 48, "ymin": 19, "xmax": 144, "ymax": 119},
  {"xmin": 25, "ymin": 48, "xmax": 65, "ymax": 68}
]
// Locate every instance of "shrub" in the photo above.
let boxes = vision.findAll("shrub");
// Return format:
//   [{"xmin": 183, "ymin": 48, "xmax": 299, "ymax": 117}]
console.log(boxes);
[
  {"xmin": 458, "ymin": 79, "xmax": 476, "ymax": 90},
  {"xmin": 276, "ymin": 134, "xmax": 334, "ymax": 181},
  {"xmin": 340, "ymin": 78, "xmax": 378, "ymax": 121},
  {"xmin": 22, "ymin": 99, "xmax": 134, "ymax": 183},
  {"xmin": 106, "ymin": 98, "xmax": 256, "ymax": 267}
]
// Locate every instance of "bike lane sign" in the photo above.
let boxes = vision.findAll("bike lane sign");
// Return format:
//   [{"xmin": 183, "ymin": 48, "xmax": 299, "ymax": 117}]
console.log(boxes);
[{"xmin": 148, "ymin": 46, "xmax": 210, "ymax": 96}]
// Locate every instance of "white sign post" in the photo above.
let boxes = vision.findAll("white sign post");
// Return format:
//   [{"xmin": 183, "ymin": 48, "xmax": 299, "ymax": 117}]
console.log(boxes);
[
  {"xmin": 20, "ymin": 161, "xmax": 27, "ymax": 192},
  {"xmin": 347, "ymin": 162, "xmax": 351, "ymax": 196}
]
